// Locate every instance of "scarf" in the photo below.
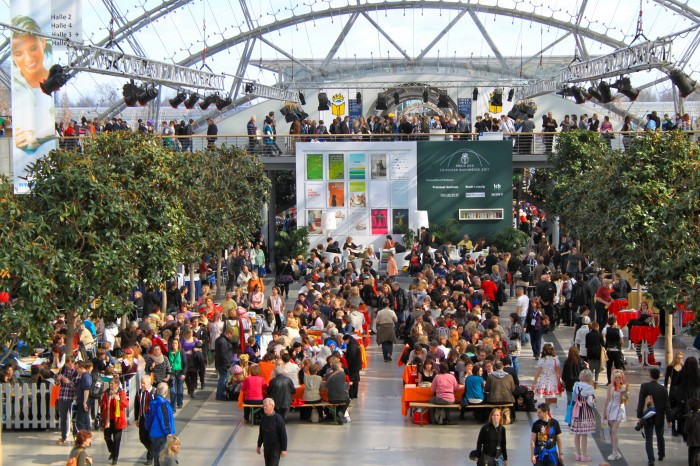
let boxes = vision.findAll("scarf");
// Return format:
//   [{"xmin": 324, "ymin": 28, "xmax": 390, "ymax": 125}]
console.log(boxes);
[{"xmin": 151, "ymin": 354, "xmax": 164, "ymax": 365}]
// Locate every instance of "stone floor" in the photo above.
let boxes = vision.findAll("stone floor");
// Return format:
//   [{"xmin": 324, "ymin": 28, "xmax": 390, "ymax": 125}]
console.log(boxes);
[{"xmin": 2, "ymin": 288, "xmax": 697, "ymax": 466}]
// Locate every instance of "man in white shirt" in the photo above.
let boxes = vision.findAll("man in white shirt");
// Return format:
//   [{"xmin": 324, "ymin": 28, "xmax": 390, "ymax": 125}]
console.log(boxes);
[
  {"xmin": 348, "ymin": 305, "xmax": 366, "ymax": 331},
  {"xmin": 516, "ymin": 286, "xmax": 530, "ymax": 343}
]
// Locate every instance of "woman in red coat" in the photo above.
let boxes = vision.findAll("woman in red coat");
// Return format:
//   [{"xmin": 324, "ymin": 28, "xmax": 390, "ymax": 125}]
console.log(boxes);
[
  {"xmin": 480, "ymin": 274, "xmax": 500, "ymax": 316},
  {"xmin": 100, "ymin": 377, "xmax": 129, "ymax": 465}
]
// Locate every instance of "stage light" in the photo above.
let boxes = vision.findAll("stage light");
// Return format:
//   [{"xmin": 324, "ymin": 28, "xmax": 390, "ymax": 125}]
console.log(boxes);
[
  {"xmin": 122, "ymin": 81, "xmax": 138, "ymax": 107},
  {"xmin": 587, "ymin": 85, "xmax": 603, "ymax": 101},
  {"xmin": 40, "ymin": 64, "xmax": 69, "ymax": 96},
  {"xmin": 611, "ymin": 77, "xmax": 639, "ymax": 101},
  {"xmin": 244, "ymin": 83, "xmax": 255, "ymax": 94},
  {"xmin": 136, "ymin": 83, "xmax": 158, "ymax": 105},
  {"xmin": 489, "ymin": 88, "xmax": 503, "ymax": 107},
  {"xmin": 668, "ymin": 68, "xmax": 697, "ymax": 98},
  {"xmin": 507, "ymin": 89, "xmax": 515, "ymax": 102},
  {"xmin": 394, "ymin": 92, "xmax": 400, "ymax": 105},
  {"xmin": 169, "ymin": 91, "xmax": 187, "ymax": 108},
  {"xmin": 597, "ymin": 81, "xmax": 613, "ymax": 103},
  {"xmin": 199, "ymin": 94, "xmax": 217, "ymax": 110},
  {"xmin": 356, "ymin": 92, "xmax": 362, "ymax": 105},
  {"xmin": 318, "ymin": 92, "xmax": 330, "ymax": 111},
  {"xmin": 215, "ymin": 95, "xmax": 233, "ymax": 110},
  {"xmin": 437, "ymin": 90, "xmax": 449, "ymax": 109},
  {"xmin": 423, "ymin": 89, "xmax": 429, "ymax": 103},
  {"xmin": 472, "ymin": 88, "xmax": 478, "ymax": 101},
  {"xmin": 570, "ymin": 87, "xmax": 589, "ymax": 104},
  {"xmin": 184, "ymin": 93, "xmax": 200, "ymax": 109},
  {"xmin": 376, "ymin": 93, "xmax": 388, "ymax": 111},
  {"xmin": 299, "ymin": 92, "xmax": 306, "ymax": 105}
]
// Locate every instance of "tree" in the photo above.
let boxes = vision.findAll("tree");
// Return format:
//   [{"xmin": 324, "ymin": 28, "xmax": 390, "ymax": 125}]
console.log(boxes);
[{"xmin": 547, "ymin": 130, "xmax": 700, "ymax": 363}]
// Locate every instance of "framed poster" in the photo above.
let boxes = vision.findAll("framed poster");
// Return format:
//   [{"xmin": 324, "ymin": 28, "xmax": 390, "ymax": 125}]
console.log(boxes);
[
  {"xmin": 371, "ymin": 209, "xmax": 389, "ymax": 235},
  {"xmin": 392, "ymin": 209, "xmax": 409, "ymax": 234},
  {"xmin": 348, "ymin": 153, "xmax": 366, "ymax": 179},
  {"xmin": 327, "ymin": 182, "xmax": 345, "ymax": 208},
  {"xmin": 390, "ymin": 180, "xmax": 411, "ymax": 208},
  {"xmin": 306, "ymin": 154, "xmax": 323, "ymax": 180},
  {"xmin": 370, "ymin": 153, "xmax": 387, "ymax": 179},
  {"xmin": 390, "ymin": 152, "xmax": 411, "ymax": 179},
  {"xmin": 369, "ymin": 180, "xmax": 390, "ymax": 206},
  {"xmin": 307, "ymin": 209, "xmax": 324, "ymax": 235},
  {"xmin": 348, "ymin": 181, "xmax": 366, "ymax": 208},
  {"xmin": 328, "ymin": 153, "xmax": 345, "ymax": 179},
  {"xmin": 347, "ymin": 210, "xmax": 369, "ymax": 235},
  {"xmin": 305, "ymin": 182, "xmax": 326, "ymax": 208}
]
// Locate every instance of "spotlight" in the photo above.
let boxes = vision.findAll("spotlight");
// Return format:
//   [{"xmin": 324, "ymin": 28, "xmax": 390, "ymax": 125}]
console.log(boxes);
[
  {"xmin": 184, "ymin": 93, "xmax": 200, "ymax": 109},
  {"xmin": 376, "ymin": 93, "xmax": 388, "ymax": 111},
  {"xmin": 597, "ymin": 81, "xmax": 613, "ymax": 103},
  {"xmin": 668, "ymin": 68, "xmax": 697, "ymax": 98},
  {"xmin": 507, "ymin": 89, "xmax": 515, "ymax": 102},
  {"xmin": 394, "ymin": 92, "xmax": 400, "ymax": 106},
  {"xmin": 437, "ymin": 90, "xmax": 449, "ymax": 109},
  {"xmin": 244, "ymin": 83, "xmax": 255, "ymax": 94},
  {"xmin": 215, "ymin": 95, "xmax": 233, "ymax": 110},
  {"xmin": 587, "ymin": 85, "xmax": 603, "ymax": 102},
  {"xmin": 40, "ymin": 64, "xmax": 69, "ymax": 96},
  {"xmin": 136, "ymin": 83, "xmax": 158, "ymax": 105},
  {"xmin": 122, "ymin": 81, "xmax": 138, "ymax": 107},
  {"xmin": 489, "ymin": 88, "xmax": 503, "ymax": 107},
  {"xmin": 356, "ymin": 92, "xmax": 362, "ymax": 105},
  {"xmin": 472, "ymin": 88, "xmax": 478, "ymax": 101},
  {"xmin": 318, "ymin": 92, "xmax": 330, "ymax": 111},
  {"xmin": 169, "ymin": 91, "xmax": 187, "ymax": 108},
  {"xmin": 299, "ymin": 92, "xmax": 306, "ymax": 105},
  {"xmin": 611, "ymin": 77, "xmax": 639, "ymax": 101},
  {"xmin": 199, "ymin": 94, "xmax": 218, "ymax": 110},
  {"xmin": 423, "ymin": 89, "xmax": 429, "ymax": 103},
  {"xmin": 570, "ymin": 87, "xmax": 589, "ymax": 104}
]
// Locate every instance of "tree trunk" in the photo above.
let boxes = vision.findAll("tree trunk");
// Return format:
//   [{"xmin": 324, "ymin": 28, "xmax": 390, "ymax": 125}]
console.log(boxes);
[
  {"xmin": 215, "ymin": 252, "xmax": 223, "ymax": 301},
  {"xmin": 65, "ymin": 309, "xmax": 77, "ymax": 361},
  {"xmin": 161, "ymin": 281, "xmax": 168, "ymax": 315},
  {"xmin": 666, "ymin": 310, "xmax": 674, "ymax": 365},
  {"xmin": 189, "ymin": 264, "xmax": 196, "ymax": 303}
]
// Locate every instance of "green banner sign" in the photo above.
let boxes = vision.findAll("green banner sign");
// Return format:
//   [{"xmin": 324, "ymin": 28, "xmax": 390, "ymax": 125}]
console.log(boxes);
[{"xmin": 417, "ymin": 141, "xmax": 513, "ymax": 240}]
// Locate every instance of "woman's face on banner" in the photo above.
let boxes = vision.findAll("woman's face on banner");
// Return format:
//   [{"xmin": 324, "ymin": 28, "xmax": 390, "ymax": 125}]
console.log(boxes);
[{"xmin": 12, "ymin": 35, "xmax": 46, "ymax": 78}]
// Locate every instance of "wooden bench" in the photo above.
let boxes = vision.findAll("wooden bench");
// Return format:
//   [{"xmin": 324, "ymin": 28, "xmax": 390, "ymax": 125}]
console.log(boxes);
[
  {"xmin": 242, "ymin": 401, "xmax": 349, "ymax": 426},
  {"xmin": 409, "ymin": 402, "xmax": 514, "ymax": 426}
]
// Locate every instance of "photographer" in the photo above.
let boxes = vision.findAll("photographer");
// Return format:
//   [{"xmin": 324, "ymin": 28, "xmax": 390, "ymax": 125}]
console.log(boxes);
[{"xmin": 636, "ymin": 368, "xmax": 672, "ymax": 465}]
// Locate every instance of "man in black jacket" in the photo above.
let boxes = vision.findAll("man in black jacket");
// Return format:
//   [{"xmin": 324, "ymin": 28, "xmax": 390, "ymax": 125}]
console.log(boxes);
[
  {"xmin": 637, "ymin": 368, "xmax": 672, "ymax": 465},
  {"xmin": 135, "ymin": 377, "xmax": 156, "ymax": 464},
  {"xmin": 257, "ymin": 398, "xmax": 287, "ymax": 466},
  {"xmin": 343, "ymin": 335, "xmax": 363, "ymax": 399},
  {"xmin": 267, "ymin": 371, "xmax": 296, "ymax": 421},
  {"xmin": 214, "ymin": 329, "xmax": 234, "ymax": 401}
]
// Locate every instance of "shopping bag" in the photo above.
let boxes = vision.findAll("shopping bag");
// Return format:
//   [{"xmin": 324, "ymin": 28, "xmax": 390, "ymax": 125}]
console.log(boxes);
[
  {"xmin": 601, "ymin": 423, "xmax": 611, "ymax": 443},
  {"xmin": 50, "ymin": 384, "xmax": 60, "ymax": 408},
  {"xmin": 564, "ymin": 395, "xmax": 575, "ymax": 424}
]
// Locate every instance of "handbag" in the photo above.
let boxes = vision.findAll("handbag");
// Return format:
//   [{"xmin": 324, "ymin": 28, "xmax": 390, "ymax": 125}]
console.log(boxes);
[
  {"xmin": 601, "ymin": 423, "xmax": 611, "ymax": 443},
  {"xmin": 50, "ymin": 383, "xmax": 60, "ymax": 408},
  {"xmin": 565, "ymin": 393, "xmax": 575, "ymax": 424},
  {"xmin": 600, "ymin": 347, "xmax": 608, "ymax": 365}
]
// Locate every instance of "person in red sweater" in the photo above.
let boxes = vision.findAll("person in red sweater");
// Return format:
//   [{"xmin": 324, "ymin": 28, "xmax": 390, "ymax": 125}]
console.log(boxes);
[
  {"xmin": 100, "ymin": 378, "xmax": 129, "ymax": 464},
  {"xmin": 480, "ymin": 274, "xmax": 500, "ymax": 316}
]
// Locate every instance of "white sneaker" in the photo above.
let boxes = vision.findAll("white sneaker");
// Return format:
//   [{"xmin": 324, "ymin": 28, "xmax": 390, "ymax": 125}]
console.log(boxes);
[{"xmin": 607, "ymin": 452, "xmax": 622, "ymax": 461}]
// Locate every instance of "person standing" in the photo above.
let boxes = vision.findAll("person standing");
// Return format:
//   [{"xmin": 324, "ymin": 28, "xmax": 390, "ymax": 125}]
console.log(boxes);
[
  {"xmin": 100, "ymin": 378, "xmax": 129, "ymax": 465},
  {"xmin": 343, "ymin": 334, "xmax": 363, "ymax": 399},
  {"xmin": 475, "ymin": 408, "xmax": 508, "ymax": 466},
  {"xmin": 603, "ymin": 369, "xmax": 629, "ymax": 461},
  {"xmin": 56, "ymin": 355, "xmax": 80, "ymax": 445},
  {"xmin": 525, "ymin": 298, "xmax": 545, "ymax": 359},
  {"xmin": 146, "ymin": 383, "xmax": 175, "ymax": 466},
  {"xmin": 167, "ymin": 339, "xmax": 187, "ymax": 412},
  {"xmin": 136, "ymin": 377, "xmax": 156, "ymax": 465},
  {"xmin": 266, "ymin": 369, "xmax": 295, "ymax": 422},
  {"xmin": 542, "ymin": 112, "xmax": 558, "ymax": 154},
  {"xmin": 684, "ymin": 398, "xmax": 700, "ymax": 466},
  {"xmin": 215, "ymin": 328, "xmax": 235, "ymax": 401},
  {"xmin": 257, "ymin": 398, "xmax": 288, "ymax": 466},
  {"xmin": 530, "ymin": 403, "xmax": 564, "ymax": 466},
  {"xmin": 247, "ymin": 115, "xmax": 258, "ymax": 152},
  {"xmin": 206, "ymin": 118, "xmax": 218, "ymax": 150},
  {"xmin": 602, "ymin": 316, "xmax": 624, "ymax": 385},
  {"xmin": 160, "ymin": 436, "xmax": 181, "ymax": 466},
  {"xmin": 376, "ymin": 298, "xmax": 398, "ymax": 362},
  {"xmin": 75, "ymin": 361, "xmax": 93, "ymax": 433},
  {"xmin": 637, "ymin": 368, "xmax": 672, "ymax": 466},
  {"xmin": 570, "ymin": 369, "xmax": 596, "ymax": 462}
]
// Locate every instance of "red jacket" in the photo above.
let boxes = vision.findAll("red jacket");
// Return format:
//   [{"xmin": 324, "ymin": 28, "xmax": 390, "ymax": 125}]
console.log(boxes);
[
  {"xmin": 100, "ymin": 388, "xmax": 129, "ymax": 430},
  {"xmin": 481, "ymin": 280, "xmax": 499, "ymax": 301}
]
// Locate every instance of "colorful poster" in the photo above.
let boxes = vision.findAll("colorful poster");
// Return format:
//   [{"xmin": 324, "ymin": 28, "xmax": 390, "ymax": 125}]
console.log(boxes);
[
  {"xmin": 327, "ymin": 182, "xmax": 345, "ymax": 208},
  {"xmin": 348, "ymin": 181, "xmax": 366, "ymax": 208},
  {"xmin": 370, "ymin": 153, "xmax": 387, "ymax": 179},
  {"xmin": 328, "ymin": 153, "xmax": 345, "ymax": 179},
  {"xmin": 369, "ymin": 180, "xmax": 390, "ymax": 206},
  {"xmin": 306, "ymin": 154, "xmax": 323, "ymax": 180},
  {"xmin": 390, "ymin": 180, "xmax": 411, "ymax": 208},
  {"xmin": 390, "ymin": 152, "xmax": 411, "ymax": 179},
  {"xmin": 307, "ymin": 209, "xmax": 324, "ymax": 235},
  {"xmin": 392, "ymin": 209, "xmax": 409, "ymax": 234},
  {"xmin": 305, "ymin": 182, "xmax": 326, "ymax": 208},
  {"xmin": 11, "ymin": 0, "xmax": 57, "ymax": 193},
  {"xmin": 371, "ymin": 209, "xmax": 389, "ymax": 235},
  {"xmin": 348, "ymin": 153, "xmax": 366, "ymax": 179}
]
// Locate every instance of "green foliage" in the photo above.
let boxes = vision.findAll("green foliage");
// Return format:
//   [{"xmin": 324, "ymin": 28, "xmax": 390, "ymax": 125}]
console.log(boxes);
[
  {"xmin": 491, "ymin": 227, "xmax": 530, "ymax": 253},
  {"xmin": 274, "ymin": 227, "xmax": 310, "ymax": 265},
  {"xmin": 429, "ymin": 218, "xmax": 460, "ymax": 244},
  {"xmin": 394, "ymin": 224, "xmax": 415, "ymax": 250}
]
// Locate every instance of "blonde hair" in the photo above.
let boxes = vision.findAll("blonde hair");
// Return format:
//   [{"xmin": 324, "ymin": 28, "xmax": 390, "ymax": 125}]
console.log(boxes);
[{"xmin": 161, "ymin": 435, "xmax": 181, "ymax": 460}]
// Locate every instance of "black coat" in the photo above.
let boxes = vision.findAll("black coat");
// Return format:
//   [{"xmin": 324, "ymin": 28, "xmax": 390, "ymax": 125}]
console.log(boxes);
[
  {"xmin": 267, "ymin": 374, "xmax": 296, "ymax": 409},
  {"xmin": 214, "ymin": 335, "xmax": 234, "ymax": 371},
  {"xmin": 344, "ymin": 339, "xmax": 363, "ymax": 376},
  {"xmin": 585, "ymin": 330, "xmax": 603, "ymax": 360},
  {"xmin": 637, "ymin": 380, "xmax": 671, "ymax": 425}
]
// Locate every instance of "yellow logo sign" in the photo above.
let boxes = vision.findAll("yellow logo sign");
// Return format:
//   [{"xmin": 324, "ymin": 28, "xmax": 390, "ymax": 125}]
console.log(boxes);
[{"xmin": 331, "ymin": 93, "xmax": 346, "ymax": 116}]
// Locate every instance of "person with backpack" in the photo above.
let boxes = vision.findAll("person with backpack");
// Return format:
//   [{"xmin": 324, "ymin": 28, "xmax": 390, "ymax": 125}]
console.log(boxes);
[
  {"xmin": 146, "ymin": 383, "xmax": 175, "ymax": 466},
  {"xmin": 67, "ymin": 430, "xmax": 93, "ymax": 466},
  {"xmin": 215, "ymin": 327, "xmax": 236, "ymax": 401},
  {"xmin": 99, "ymin": 377, "xmax": 128, "ymax": 464}
]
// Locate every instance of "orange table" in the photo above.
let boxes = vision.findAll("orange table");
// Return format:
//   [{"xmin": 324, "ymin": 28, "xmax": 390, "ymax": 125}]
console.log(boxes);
[
  {"xmin": 402, "ymin": 364, "xmax": 418, "ymax": 385},
  {"xmin": 401, "ymin": 383, "xmax": 464, "ymax": 416},
  {"xmin": 630, "ymin": 325, "xmax": 661, "ymax": 346}
]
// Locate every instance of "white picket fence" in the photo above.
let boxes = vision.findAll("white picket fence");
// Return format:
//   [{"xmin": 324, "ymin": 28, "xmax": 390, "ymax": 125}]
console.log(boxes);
[{"xmin": 0, "ymin": 369, "xmax": 144, "ymax": 430}]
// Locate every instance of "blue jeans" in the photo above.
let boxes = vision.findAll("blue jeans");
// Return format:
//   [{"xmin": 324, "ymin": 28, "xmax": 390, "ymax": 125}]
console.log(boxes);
[
  {"xmin": 644, "ymin": 422, "xmax": 665, "ymax": 463},
  {"xmin": 151, "ymin": 435, "xmax": 168, "ymax": 466},
  {"xmin": 511, "ymin": 356, "xmax": 519, "ymax": 376},
  {"xmin": 75, "ymin": 402, "xmax": 91, "ymax": 431},
  {"xmin": 216, "ymin": 367, "xmax": 228, "ymax": 399},
  {"xmin": 57, "ymin": 399, "xmax": 74, "ymax": 441},
  {"xmin": 170, "ymin": 371, "xmax": 184, "ymax": 408}
]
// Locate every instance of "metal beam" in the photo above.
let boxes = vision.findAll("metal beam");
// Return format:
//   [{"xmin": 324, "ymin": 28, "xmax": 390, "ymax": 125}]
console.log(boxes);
[
  {"xmin": 230, "ymin": 38, "xmax": 256, "ymax": 99},
  {"xmin": 257, "ymin": 36, "xmax": 317, "ymax": 76},
  {"xmin": 468, "ymin": 11, "xmax": 510, "ymax": 71},
  {"xmin": 322, "ymin": 13, "xmax": 359, "ymax": 70},
  {"xmin": 239, "ymin": 0, "xmax": 256, "ymax": 30},
  {"xmin": 652, "ymin": 0, "xmax": 700, "ymax": 22},
  {"xmin": 417, "ymin": 9, "xmax": 468, "ymax": 61},
  {"xmin": 360, "ymin": 12, "xmax": 411, "ymax": 62},
  {"xmin": 103, "ymin": 0, "xmax": 147, "ymax": 56},
  {"xmin": 178, "ymin": 2, "xmax": 628, "ymax": 68}
]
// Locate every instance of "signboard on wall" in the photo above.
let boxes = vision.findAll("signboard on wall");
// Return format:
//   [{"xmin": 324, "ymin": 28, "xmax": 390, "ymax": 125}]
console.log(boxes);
[
  {"xmin": 349, "ymin": 99, "xmax": 362, "ymax": 123},
  {"xmin": 457, "ymin": 98, "xmax": 472, "ymax": 123},
  {"xmin": 417, "ymin": 141, "xmax": 513, "ymax": 239}
]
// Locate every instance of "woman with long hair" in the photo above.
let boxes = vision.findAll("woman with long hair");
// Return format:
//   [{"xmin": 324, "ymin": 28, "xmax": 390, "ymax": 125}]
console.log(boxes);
[
  {"xmin": 673, "ymin": 356, "xmax": 700, "ymax": 440},
  {"xmin": 266, "ymin": 286, "xmax": 286, "ymax": 329},
  {"xmin": 562, "ymin": 346, "xmax": 588, "ymax": 405},
  {"xmin": 532, "ymin": 343, "xmax": 562, "ymax": 406},
  {"xmin": 603, "ymin": 369, "xmax": 628, "ymax": 461},
  {"xmin": 474, "ymin": 408, "xmax": 508, "ymax": 466},
  {"xmin": 666, "ymin": 350, "xmax": 685, "ymax": 436},
  {"xmin": 167, "ymin": 339, "xmax": 187, "ymax": 411},
  {"xmin": 160, "ymin": 435, "xmax": 181, "ymax": 466},
  {"xmin": 570, "ymin": 369, "xmax": 596, "ymax": 462}
]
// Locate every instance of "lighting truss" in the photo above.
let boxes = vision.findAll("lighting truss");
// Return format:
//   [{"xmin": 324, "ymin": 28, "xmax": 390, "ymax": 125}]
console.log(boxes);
[
  {"xmin": 283, "ymin": 80, "xmax": 530, "ymax": 90},
  {"xmin": 67, "ymin": 44, "xmax": 225, "ymax": 91},
  {"xmin": 242, "ymin": 81, "xmax": 299, "ymax": 102},
  {"xmin": 517, "ymin": 80, "xmax": 559, "ymax": 100},
  {"xmin": 559, "ymin": 39, "xmax": 673, "ymax": 83}
]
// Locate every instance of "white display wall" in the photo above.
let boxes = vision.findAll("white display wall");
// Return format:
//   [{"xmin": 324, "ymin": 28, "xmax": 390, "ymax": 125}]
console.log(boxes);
[{"xmin": 296, "ymin": 142, "xmax": 418, "ymax": 251}]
